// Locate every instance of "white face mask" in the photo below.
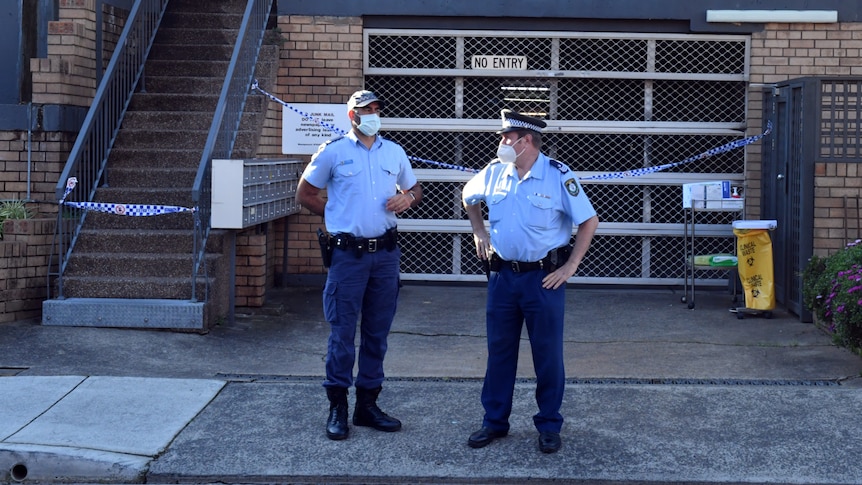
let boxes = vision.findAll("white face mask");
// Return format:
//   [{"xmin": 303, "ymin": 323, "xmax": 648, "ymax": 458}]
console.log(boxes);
[
  {"xmin": 496, "ymin": 137, "xmax": 525, "ymax": 163},
  {"xmin": 356, "ymin": 113, "xmax": 381, "ymax": 136}
]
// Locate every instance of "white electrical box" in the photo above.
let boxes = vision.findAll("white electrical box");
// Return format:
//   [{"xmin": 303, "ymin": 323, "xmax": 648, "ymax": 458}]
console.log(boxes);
[{"xmin": 211, "ymin": 159, "xmax": 304, "ymax": 229}]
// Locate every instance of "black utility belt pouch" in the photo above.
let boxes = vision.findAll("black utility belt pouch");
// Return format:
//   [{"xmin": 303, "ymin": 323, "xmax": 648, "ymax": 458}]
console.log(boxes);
[
  {"xmin": 489, "ymin": 246, "xmax": 571, "ymax": 273},
  {"xmin": 317, "ymin": 228, "xmax": 334, "ymax": 268},
  {"xmin": 330, "ymin": 228, "xmax": 398, "ymax": 258}
]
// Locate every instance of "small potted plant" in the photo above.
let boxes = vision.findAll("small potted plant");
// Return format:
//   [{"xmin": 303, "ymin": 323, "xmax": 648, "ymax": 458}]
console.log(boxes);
[
  {"xmin": 802, "ymin": 239, "xmax": 862, "ymax": 353},
  {"xmin": 0, "ymin": 200, "xmax": 34, "ymax": 239}
]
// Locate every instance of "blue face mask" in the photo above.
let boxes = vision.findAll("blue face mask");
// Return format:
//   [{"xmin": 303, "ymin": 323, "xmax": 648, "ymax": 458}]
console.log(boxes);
[{"xmin": 356, "ymin": 113, "xmax": 381, "ymax": 136}]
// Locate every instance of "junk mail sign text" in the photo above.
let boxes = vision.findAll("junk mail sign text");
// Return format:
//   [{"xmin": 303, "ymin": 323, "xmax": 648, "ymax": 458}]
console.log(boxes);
[{"xmin": 282, "ymin": 104, "xmax": 352, "ymax": 155}]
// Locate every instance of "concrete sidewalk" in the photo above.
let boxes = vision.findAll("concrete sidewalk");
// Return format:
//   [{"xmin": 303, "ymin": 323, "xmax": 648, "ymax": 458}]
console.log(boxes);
[{"xmin": 1, "ymin": 285, "xmax": 862, "ymax": 483}]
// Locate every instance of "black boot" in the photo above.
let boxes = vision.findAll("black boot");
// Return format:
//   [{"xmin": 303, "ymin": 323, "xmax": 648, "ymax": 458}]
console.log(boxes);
[
  {"xmin": 325, "ymin": 387, "xmax": 349, "ymax": 440},
  {"xmin": 353, "ymin": 386, "xmax": 402, "ymax": 432}
]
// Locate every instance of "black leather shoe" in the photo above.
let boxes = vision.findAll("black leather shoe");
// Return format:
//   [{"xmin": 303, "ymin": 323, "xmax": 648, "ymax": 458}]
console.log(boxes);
[
  {"xmin": 538, "ymin": 431, "xmax": 561, "ymax": 453},
  {"xmin": 467, "ymin": 427, "xmax": 508, "ymax": 448}
]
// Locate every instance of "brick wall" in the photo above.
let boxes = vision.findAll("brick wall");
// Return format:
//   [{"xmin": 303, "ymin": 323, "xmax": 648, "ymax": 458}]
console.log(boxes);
[
  {"xmin": 813, "ymin": 163, "xmax": 862, "ymax": 254},
  {"xmin": 0, "ymin": 219, "xmax": 55, "ymax": 323},
  {"xmin": 101, "ymin": 2, "xmax": 127, "ymax": 70},
  {"xmin": 273, "ymin": 15, "xmax": 365, "ymax": 277},
  {"xmin": 235, "ymin": 232, "xmax": 267, "ymax": 307},
  {"xmin": 31, "ymin": 0, "xmax": 98, "ymax": 107},
  {"xmin": 748, "ymin": 22, "xmax": 862, "ymax": 257},
  {"xmin": 0, "ymin": 131, "xmax": 76, "ymax": 212}
]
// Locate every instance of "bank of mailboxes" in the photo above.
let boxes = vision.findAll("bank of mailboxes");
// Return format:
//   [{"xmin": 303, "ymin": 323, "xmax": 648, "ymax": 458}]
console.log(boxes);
[{"xmin": 211, "ymin": 159, "xmax": 303, "ymax": 229}]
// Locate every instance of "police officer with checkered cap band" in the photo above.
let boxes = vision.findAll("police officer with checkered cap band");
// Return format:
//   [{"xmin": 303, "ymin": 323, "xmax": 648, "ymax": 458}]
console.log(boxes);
[
  {"xmin": 496, "ymin": 108, "xmax": 547, "ymax": 134},
  {"xmin": 462, "ymin": 109, "xmax": 599, "ymax": 454},
  {"xmin": 297, "ymin": 89, "xmax": 423, "ymax": 441}
]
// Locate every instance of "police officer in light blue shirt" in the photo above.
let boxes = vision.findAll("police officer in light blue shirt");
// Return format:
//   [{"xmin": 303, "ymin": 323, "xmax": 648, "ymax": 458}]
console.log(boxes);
[
  {"xmin": 462, "ymin": 109, "xmax": 599, "ymax": 454},
  {"xmin": 297, "ymin": 90, "xmax": 422, "ymax": 441}
]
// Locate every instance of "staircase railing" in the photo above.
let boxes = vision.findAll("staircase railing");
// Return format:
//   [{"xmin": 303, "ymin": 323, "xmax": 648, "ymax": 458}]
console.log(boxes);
[
  {"xmin": 190, "ymin": 0, "xmax": 272, "ymax": 302},
  {"xmin": 48, "ymin": 0, "xmax": 168, "ymax": 299}
]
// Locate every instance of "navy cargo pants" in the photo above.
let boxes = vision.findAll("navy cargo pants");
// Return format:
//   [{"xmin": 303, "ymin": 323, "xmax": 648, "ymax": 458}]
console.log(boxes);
[
  {"xmin": 481, "ymin": 265, "xmax": 566, "ymax": 433},
  {"xmin": 322, "ymin": 246, "xmax": 401, "ymax": 390}
]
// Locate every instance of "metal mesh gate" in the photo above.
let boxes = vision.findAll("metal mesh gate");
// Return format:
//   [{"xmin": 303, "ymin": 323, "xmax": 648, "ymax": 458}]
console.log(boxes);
[{"xmin": 365, "ymin": 30, "xmax": 750, "ymax": 284}]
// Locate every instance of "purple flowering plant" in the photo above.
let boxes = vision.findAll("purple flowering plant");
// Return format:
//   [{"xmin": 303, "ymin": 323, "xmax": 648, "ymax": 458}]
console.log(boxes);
[{"xmin": 802, "ymin": 239, "xmax": 862, "ymax": 350}]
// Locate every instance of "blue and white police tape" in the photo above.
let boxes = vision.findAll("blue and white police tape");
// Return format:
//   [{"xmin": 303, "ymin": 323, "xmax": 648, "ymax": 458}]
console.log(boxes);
[
  {"xmin": 60, "ymin": 177, "xmax": 195, "ymax": 216},
  {"xmin": 251, "ymin": 80, "xmax": 479, "ymax": 173},
  {"xmin": 253, "ymin": 80, "xmax": 771, "ymax": 179},
  {"xmin": 579, "ymin": 121, "xmax": 772, "ymax": 181}
]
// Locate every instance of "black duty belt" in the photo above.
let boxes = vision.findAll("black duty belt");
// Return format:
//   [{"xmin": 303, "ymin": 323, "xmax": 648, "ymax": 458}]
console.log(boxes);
[
  {"xmin": 489, "ymin": 246, "xmax": 572, "ymax": 273},
  {"xmin": 330, "ymin": 228, "xmax": 398, "ymax": 256}
]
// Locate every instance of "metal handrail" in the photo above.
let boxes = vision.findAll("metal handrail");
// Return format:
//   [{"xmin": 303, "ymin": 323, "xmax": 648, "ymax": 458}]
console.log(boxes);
[
  {"xmin": 48, "ymin": 0, "xmax": 168, "ymax": 299},
  {"xmin": 190, "ymin": 0, "xmax": 272, "ymax": 302}
]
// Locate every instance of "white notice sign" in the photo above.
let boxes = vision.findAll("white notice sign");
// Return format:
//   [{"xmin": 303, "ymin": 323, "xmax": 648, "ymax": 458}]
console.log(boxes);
[
  {"xmin": 471, "ymin": 55, "xmax": 528, "ymax": 70},
  {"xmin": 282, "ymin": 103, "xmax": 351, "ymax": 155}
]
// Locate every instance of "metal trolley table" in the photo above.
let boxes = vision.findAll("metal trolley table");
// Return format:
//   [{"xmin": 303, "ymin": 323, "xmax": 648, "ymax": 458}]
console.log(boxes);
[{"xmin": 681, "ymin": 201, "xmax": 744, "ymax": 309}]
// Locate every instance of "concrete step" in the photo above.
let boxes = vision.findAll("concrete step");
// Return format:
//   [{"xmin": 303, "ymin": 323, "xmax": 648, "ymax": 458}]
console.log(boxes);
[
  {"xmin": 108, "ymin": 167, "xmax": 198, "ymax": 189},
  {"xmin": 72, "ymin": 229, "xmax": 202, "ymax": 252},
  {"xmin": 153, "ymin": 28, "xmax": 238, "ymax": 46},
  {"xmin": 128, "ymin": 93, "xmax": 218, "ymax": 112},
  {"xmin": 121, "ymin": 111, "xmax": 215, "ymax": 131},
  {"xmin": 145, "ymin": 59, "xmax": 230, "ymax": 78},
  {"xmin": 56, "ymin": 275, "xmax": 210, "ymax": 301},
  {"xmin": 80, "ymin": 210, "xmax": 198, "ymax": 231},
  {"xmin": 92, "ymin": 187, "xmax": 196, "ymax": 207},
  {"xmin": 106, "ymin": 146, "xmax": 258, "ymax": 171},
  {"xmin": 136, "ymin": 76, "xmax": 226, "ymax": 95},
  {"xmin": 66, "ymin": 252, "xmax": 220, "ymax": 278},
  {"xmin": 166, "ymin": 0, "xmax": 248, "ymax": 13},
  {"xmin": 159, "ymin": 12, "xmax": 245, "ymax": 30},
  {"xmin": 75, "ymin": 229, "xmax": 226, "ymax": 254},
  {"xmin": 42, "ymin": 298, "xmax": 207, "ymax": 329},
  {"xmin": 111, "ymin": 127, "xmax": 259, "ymax": 155},
  {"xmin": 114, "ymin": 129, "xmax": 210, "ymax": 150},
  {"xmin": 108, "ymin": 148, "xmax": 201, "ymax": 168}
]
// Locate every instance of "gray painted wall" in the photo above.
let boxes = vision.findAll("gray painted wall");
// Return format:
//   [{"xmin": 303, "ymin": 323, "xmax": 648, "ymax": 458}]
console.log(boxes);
[
  {"xmin": 0, "ymin": 1, "xmax": 26, "ymax": 105},
  {"xmin": 278, "ymin": 0, "xmax": 862, "ymax": 33}
]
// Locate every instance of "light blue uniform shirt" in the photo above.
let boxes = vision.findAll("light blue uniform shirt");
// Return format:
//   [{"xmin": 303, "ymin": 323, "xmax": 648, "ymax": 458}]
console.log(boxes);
[
  {"xmin": 302, "ymin": 130, "xmax": 417, "ymax": 238},
  {"xmin": 463, "ymin": 153, "xmax": 597, "ymax": 262}
]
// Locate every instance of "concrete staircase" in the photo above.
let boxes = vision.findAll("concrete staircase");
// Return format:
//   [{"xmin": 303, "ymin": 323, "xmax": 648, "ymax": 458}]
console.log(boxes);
[{"xmin": 42, "ymin": 0, "xmax": 275, "ymax": 330}]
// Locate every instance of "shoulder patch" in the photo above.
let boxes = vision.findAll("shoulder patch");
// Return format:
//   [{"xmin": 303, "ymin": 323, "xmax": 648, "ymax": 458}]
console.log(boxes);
[
  {"xmin": 549, "ymin": 159, "xmax": 570, "ymax": 173},
  {"xmin": 564, "ymin": 177, "xmax": 581, "ymax": 197}
]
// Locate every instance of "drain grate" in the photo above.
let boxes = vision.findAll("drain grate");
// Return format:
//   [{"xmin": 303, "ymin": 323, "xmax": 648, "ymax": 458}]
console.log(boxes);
[
  {"xmin": 566, "ymin": 377, "xmax": 841, "ymax": 386},
  {"xmin": 214, "ymin": 374, "xmax": 841, "ymax": 386}
]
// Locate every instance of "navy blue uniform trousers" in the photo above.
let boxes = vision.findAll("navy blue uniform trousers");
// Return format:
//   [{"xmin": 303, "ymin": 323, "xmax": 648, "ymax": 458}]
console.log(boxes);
[
  {"xmin": 322, "ymin": 247, "xmax": 400, "ymax": 390},
  {"xmin": 482, "ymin": 266, "xmax": 566, "ymax": 433}
]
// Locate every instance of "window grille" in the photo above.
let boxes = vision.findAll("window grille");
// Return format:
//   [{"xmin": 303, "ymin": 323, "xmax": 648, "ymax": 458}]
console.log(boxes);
[{"xmin": 365, "ymin": 29, "xmax": 750, "ymax": 285}]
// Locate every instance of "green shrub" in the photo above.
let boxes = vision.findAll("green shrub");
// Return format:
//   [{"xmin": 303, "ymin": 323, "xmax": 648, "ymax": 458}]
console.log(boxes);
[{"xmin": 802, "ymin": 239, "xmax": 862, "ymax": 350}]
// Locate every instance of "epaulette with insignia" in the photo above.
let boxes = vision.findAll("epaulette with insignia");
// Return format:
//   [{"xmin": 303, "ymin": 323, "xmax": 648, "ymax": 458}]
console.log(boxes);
[
  {"xmin": 549, "ymin": 159, "xmax": 570, "ymax": 173},
  {"xmin": 313, "ymin": 135, "xmax": 345, "ymax": 157}
]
